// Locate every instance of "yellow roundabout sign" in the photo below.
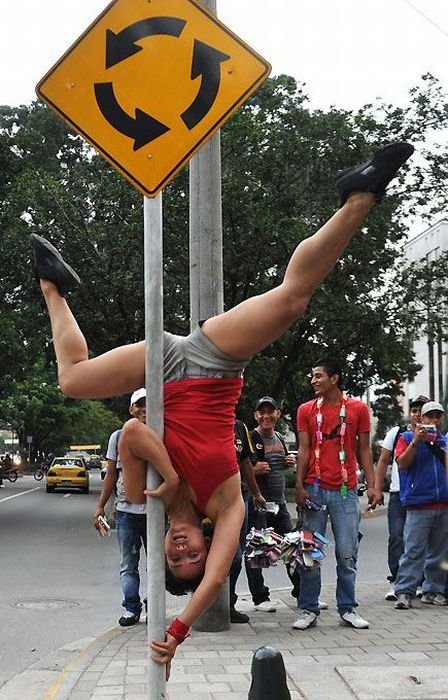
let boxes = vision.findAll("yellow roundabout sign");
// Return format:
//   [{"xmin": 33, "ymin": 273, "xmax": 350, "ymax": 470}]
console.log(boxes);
[{"xmin": 37, "ymin": 0, "xmax": 271, "ymax": 197}]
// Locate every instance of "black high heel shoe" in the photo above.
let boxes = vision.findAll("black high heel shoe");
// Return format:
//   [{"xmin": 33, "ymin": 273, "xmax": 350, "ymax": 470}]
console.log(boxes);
[{"xmin": 30, "ymin": 234, "xmax": 81, "ymax": 297}]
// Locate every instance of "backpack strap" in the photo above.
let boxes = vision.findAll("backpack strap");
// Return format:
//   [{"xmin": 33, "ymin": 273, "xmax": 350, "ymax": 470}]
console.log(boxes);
[
  {"xmin": 427, "ymin": 441, "xmax": 446, "ymax": 465},
  {"xmin": 250, "ymin": 429, "xmax": 264, "ymax": 461},
  {"xmin": 274, "ymin": 430, "xmax": 288, "ymax": 454},
  {"xmin": 391, "ymin": 425, "xmax": 406, "ymax": 463}
]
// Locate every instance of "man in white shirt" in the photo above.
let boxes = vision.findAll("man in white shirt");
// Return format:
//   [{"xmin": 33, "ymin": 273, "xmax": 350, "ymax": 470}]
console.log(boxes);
[{"xmin": 93, "ymin": 389, "xmax": 147, "ymax": 626}]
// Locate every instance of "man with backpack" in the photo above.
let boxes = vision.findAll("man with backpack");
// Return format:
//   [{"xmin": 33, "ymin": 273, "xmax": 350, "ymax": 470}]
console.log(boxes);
[
  {"xmin": 374, "ymin": 394, "xmax": 429, "ymax": 601},
  {"xmin": 244, "ymin": 396, "xmax": 296, "ymax": 612},
  {"xmin": 93, "ymin": 388, "xmax": 147, "ymax": 626}
]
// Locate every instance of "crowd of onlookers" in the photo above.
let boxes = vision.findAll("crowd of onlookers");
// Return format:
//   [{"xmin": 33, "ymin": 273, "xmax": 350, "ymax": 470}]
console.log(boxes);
[{"xmin": 93, "ymin": 359, "xmax": 448, "ymax": 631}]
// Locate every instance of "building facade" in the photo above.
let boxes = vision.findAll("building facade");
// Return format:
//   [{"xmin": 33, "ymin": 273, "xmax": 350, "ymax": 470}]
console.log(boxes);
[{"xmin": 404, "ymin": 219, "xmax": 448, "ymax": 405}]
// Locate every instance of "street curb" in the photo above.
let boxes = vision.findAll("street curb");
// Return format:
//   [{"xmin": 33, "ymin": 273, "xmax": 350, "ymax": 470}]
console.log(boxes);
[
  {"xmin": 43, "ymin": 604, "xmax": 185, "ymax": 700},
  {"xmin": 0, "ymin": 627, "xmax": 136, "ymax": 700},
  {"xmin": 43, "ymin": 627, "xmax": 129, "ymax": 700}
]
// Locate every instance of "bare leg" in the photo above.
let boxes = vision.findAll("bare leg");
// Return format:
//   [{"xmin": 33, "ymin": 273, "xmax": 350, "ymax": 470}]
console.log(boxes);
[
  {"xmin": 203, "ymin": 194, "xmax": 374, "ymax": 358},
  {"xmin": 39, "ymin": 194, "xmax": 371, "ymax": 394},
  {"xmin": 40, "ymin": 279, "xmax": 146, "ymax": 398}
]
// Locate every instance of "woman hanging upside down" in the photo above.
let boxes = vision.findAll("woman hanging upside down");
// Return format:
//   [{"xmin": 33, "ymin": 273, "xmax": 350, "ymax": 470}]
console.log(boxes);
[{"xmin": 30, "ymin": 142, "xmax": 413, "ymax": 675}]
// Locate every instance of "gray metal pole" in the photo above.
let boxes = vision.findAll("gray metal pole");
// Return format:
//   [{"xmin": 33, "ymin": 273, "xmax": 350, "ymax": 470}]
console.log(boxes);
[
  {"xmin": 189, "ymin": 132, "xmax": 224, "ymax": 325},
  {"xmin": 189, "ymin": 0, "xmax": 223, "ymax": 328},
  {"xmin": 144, "ymin": 194, "xmax": 166, "ymax": 698},
  {"xmin": 189, "ymin": 0, "xmax": 229, "ymax": 634}
]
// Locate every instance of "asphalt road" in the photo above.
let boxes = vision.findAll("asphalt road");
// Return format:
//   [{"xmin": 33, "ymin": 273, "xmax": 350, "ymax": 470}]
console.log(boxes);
[
  {"xmin": 0, "ymin": 472, "xmax": 132, "ymax": 687},
  {"xmin": 0, "ymin": 474, "xmax": 390, "ymax": 688}
]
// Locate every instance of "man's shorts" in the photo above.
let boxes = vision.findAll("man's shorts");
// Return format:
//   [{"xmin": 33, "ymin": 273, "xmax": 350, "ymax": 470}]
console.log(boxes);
[{"xmin": 163, "ymin": 326, "xmax": 250, "ymax": 383}]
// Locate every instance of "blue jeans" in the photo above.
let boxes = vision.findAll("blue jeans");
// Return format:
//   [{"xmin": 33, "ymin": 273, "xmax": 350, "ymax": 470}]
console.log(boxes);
[
  {"xmin": 245, "ymin": 501, "xmax": 293, "ymax": 605},
  {"xmin": 298, "ymin": 487, "xmax": 361, "ymax": 616},
  {"xmin": 116, "ymin": 511, "xmax": 147, "ymax": 615},
  {"xmin": 387, "ymin": 491, "xmax": 406, "ymax": 582},
  {"xmin": 394, "ymin": 508, "xmax": 448, "ymax": 596}
]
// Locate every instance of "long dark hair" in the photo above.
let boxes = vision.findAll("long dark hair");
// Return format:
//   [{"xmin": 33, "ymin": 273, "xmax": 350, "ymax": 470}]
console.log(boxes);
[{"xmin": 165, "ymin": 563, "xmax": 203, "ymax": 595}]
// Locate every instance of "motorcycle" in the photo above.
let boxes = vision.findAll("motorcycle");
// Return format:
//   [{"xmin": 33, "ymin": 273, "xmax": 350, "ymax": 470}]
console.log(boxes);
[
  {"xmin": 0, "ymin": 466, "xmax": 19, "ymax": 482},
  {"xmin": 33, "ymin": 463, "xmax": 49, "ymax": 481}
]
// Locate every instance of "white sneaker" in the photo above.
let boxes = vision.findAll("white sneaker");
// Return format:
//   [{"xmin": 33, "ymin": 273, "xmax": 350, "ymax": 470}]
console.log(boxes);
[
  {"xmin": 318, "ymin": 599, "xmax": 328, "ymax": 610},
  {"xmin": 340, "ymin": 609, "xmax": 369, "ymax": 629},
  {"xmin": 293, "ymin": 610, "xmax": 317, "ymax": 630},
  {"xmin": 253, "ymin": 601, "xmax": 276, "ymax": 612},
  {"xmin": 385, "ymin": 588, "xmax": 397, "ymax": 601}
]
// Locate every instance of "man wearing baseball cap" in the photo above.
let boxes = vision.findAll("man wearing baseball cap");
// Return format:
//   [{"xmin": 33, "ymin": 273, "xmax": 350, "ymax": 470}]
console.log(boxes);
[
  {"xmin": 394, "ymin": 400, "xmax": 448, "ymax": 609},
  {"xmin": 375, "ymin": 394, "xmax": 429, "ymax": 601},
  {"xmin": 93, "ymin": 389, "xmax": 148, "ymax": 626}
]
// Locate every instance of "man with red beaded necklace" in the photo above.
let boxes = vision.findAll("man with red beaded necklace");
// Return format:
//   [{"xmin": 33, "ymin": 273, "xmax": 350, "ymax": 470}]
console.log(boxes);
[{"xmin": 294, "ymin": 357, "xmax": 382, "ymax": 630}]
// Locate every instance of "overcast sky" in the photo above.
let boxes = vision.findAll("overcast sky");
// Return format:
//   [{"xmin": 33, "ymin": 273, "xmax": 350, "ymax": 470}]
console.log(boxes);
[{"xmin": 2, "ymin": 0, "xmax": 447, "ymax": 110}]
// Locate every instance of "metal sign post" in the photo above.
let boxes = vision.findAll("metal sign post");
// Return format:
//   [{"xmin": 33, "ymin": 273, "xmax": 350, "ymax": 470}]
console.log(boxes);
[{"xmin": 144, "ymin": 194, "xmax": 166, "ymax": 698}]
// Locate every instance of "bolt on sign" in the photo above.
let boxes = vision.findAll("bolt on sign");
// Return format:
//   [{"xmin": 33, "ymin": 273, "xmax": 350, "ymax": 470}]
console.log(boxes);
[{"xmin": 36, "ymin": 0, "xmax": 271, "ymax": 197}]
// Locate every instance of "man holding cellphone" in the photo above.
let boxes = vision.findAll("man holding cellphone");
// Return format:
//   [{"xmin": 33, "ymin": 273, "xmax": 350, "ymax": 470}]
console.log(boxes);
[
  {"xmin": 93, "ymin": 389, "xmax": 147, "ymax": 626},
  {"xmin": 374, "ymin": 394, "xmax": 429, "ymax": 601},
  {"xmin": 394, "ymin": 401, "xmax": 448, "ymax": 609}
]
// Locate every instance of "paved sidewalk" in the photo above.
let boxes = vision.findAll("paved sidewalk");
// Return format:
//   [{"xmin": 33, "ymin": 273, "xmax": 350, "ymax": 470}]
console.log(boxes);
[{"xmin": 2, "ymin": 580, "xmax": 448, "ymax": 700}]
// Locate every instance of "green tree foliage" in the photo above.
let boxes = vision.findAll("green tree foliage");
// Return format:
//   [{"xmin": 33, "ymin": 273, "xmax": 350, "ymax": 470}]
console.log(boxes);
[
  {"xmin": 1, "ymin": 73, "xmax": 447, "ymax": 444},
  {"xmin": 0, "ymin": 362, "xmax": 121, "ymax": 456}
]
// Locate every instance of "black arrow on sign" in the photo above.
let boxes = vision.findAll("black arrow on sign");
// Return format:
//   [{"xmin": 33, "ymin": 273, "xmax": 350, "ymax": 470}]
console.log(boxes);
[
  {"xmin": 181, "ymin": 40, "xmax": 230, "ymax": 130},
  {"xmin": 106, "ymin": 17, "xmax": 187, "ymax": 69},
  {"xmin": 94, "ymin": 82, "xmax": 170, "ymax": 150}
]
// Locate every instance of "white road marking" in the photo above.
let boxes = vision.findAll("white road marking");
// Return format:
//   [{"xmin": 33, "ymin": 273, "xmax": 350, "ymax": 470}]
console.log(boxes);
[
  {"xmin": 0, "ymin": 487, "xmax": 41, "ymax": 503},
  {"xmin": 63, "ymin": 493, "xmax": 71, "ymax": 498}
]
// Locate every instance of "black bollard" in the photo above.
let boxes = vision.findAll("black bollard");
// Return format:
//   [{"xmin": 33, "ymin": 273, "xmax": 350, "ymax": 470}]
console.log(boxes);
[{"xmin": 248, "ymin": 645, "xmax": 291, "ymax": 700}]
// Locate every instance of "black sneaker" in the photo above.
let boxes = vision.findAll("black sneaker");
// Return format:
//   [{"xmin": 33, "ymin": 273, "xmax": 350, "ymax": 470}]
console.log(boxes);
[
  {"xmin": 335, "ymin": 142, "xmax": 414, "ymax": 206},
  {"xmin": 394, "ymin": 593, "xmax": 412, "ymax": 610},
  {"xmin": 230, "ymin": 607, "xmax": 250, "ymax": 623},
  {"xmin": 30, "ymin": 234, "xmax": 81, "ymax": 297},
  {"xmin": 118, "ymin": 610, "xmax": 140, "ymax": 627}
]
